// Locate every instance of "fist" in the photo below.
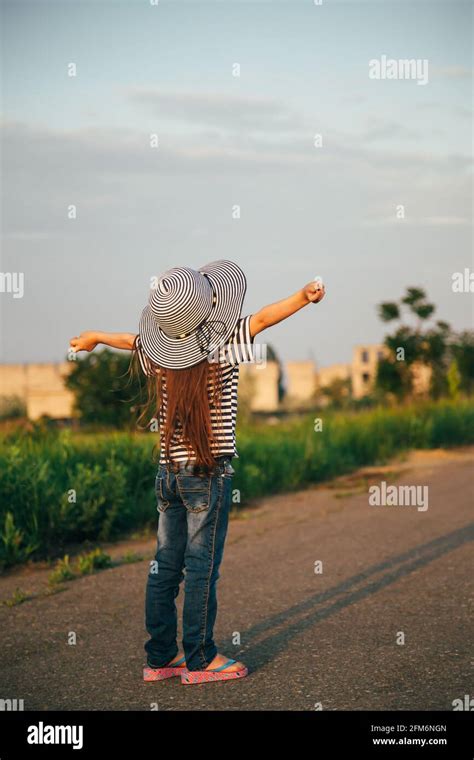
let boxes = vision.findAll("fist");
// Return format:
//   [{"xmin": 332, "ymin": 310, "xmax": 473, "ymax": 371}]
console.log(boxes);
[
  {"xmin": 69, "ymin": 331, "xmax": 98, "ymax": 353},
  {"xmin": 304, "ymin": 281, "xmax": 326, "ymax": 304}
]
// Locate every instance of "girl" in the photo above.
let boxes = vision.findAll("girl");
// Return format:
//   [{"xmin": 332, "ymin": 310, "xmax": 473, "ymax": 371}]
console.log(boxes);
[{"xmin": 70, "ymin": 259, "xmax": 325, "ymax": 685}]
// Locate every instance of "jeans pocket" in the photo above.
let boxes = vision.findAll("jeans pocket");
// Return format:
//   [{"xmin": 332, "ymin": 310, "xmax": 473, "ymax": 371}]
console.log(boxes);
[
  {"xmin": 155, "ymin": 475, "xmax": 170, "ymax": 512},
  {"xmin": 176, "ymin": 474, "xmax": 212, "ymax": 513}
]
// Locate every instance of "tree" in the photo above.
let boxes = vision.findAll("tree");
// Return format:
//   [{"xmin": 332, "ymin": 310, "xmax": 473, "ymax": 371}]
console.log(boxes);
[
  {"xmin": 320, "ymin": 377, "xmax": 351, "ymax": 409},
  {"xmin": 447, "ymin": 360, "xmax": 461, "ymax": 400},
  {"xmin": 450, "ymin": 330, "xmax": 474, "ymax": 394},
  {"xmin": 64, "ymin": 349, "xmax": 147, "ymax": 429},
  {"xmin": 376, "ymin": 356, "xmax": 410, "ymax": 399},
  {"xmin": 376, "ymin": 287, "xmax": 451, "ymax": 400}
]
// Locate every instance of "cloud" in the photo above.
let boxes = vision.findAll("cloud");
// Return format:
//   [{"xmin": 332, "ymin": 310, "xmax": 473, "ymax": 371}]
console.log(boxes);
[
  {"xmin": 417, "ymin": 101, "xmax": 473, "ymax": 120},
  {"xmin": 456, "ymin": 106, "xmax": 473, "ymax": 119},
  {"xmin": 1, "ymin": 115, "xmax": 471, "ymax": 241},
  {"xmin": 360, "ymin": 215, "xmax": 471, "ymax": 228},
  {"xmin": 432, "ymin": 65, "xmax": 472, "ymax": 80},
  {"xmin": 361, "ymin": 117, "xmax": 421, "ymax": 142},
  {"xmin": 340, "ymin": 93, "xmax": 367, "ymax": 105},
  {"xmin": 2, "ymin": 117, "xmax": 470, "ymax": 187},
  {"xmin": 419, "ymin": 216, "xmax": 472, "ymax": 226},
  {"xmin": 3, "ymin": 231, "xmax": 61, "ymax": 241},
  {"xmin": 124, "ymin": 86, "xmax": 305, "ymax": 133}
]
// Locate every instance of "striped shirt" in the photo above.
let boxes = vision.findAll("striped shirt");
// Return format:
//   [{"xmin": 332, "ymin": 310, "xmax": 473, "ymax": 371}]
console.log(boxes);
[{"xmin": 135, "ymin": 315, "xmax": 255, "ymax": 464}]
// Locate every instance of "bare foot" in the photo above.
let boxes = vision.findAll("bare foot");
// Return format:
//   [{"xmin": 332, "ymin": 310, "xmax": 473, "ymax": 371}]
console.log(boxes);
[{"xmin": 206, "ymin": 653, "xmax": 245, "ymax": 672}]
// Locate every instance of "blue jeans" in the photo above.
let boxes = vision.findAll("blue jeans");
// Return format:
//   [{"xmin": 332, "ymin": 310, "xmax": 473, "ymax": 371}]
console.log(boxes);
[{"xmin": 144, "ymin": 455, "xmax": 235, "ymax": 672}]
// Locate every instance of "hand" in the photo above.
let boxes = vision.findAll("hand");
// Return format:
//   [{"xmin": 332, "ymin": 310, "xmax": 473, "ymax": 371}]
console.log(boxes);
[
  {"xmin": 69, "ymin": 331, "xmax": 99, "ymax": 353},
  {"xmin": 303, "ymin": 281, "xmax": 326, "ymax": 304}
]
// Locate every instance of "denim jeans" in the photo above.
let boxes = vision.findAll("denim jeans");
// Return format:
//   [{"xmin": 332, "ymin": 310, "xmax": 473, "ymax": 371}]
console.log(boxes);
[{"xmin": 144, "ymin": 455, "xmax": 235, "ymax": 672}]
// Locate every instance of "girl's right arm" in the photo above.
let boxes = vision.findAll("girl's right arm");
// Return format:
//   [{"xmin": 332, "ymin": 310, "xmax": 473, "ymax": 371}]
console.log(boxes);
[{"xmin": 69, "ymin": 331, "xmax": 137, "ymax": 353}]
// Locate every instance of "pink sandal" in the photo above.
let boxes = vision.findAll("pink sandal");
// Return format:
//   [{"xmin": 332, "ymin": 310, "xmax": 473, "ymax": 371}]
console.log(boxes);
[
  {"xmin": 181, "ymin": 658, "xmax": 248, "ymax": 684},
  {"xmin": 143, "ymin": 655, "xmax": 188, "ymax": 682}
]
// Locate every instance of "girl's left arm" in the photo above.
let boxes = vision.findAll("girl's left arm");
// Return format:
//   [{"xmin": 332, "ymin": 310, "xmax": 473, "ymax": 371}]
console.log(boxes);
[{"xmin": 69, "ymin": 331, "xmax": 137, "ymax": 353}]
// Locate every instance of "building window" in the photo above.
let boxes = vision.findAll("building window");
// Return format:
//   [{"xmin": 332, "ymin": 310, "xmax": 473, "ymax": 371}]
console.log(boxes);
[
  {"xmin": 362, "ymin": 372, "xmax": 370, "ymax": 383},
  {"xmin": 377, "ymin": 351, "xmax": 384, "ymax": 360},
  {"xmin": 361, "ymin": 350, "xmax": 369, "ymax": 363}
]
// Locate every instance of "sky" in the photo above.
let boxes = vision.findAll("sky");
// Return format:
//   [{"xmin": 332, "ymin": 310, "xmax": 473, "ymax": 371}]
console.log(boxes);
[{"xmin": 1, "ymin": 0, "xmax": 472, "ymax": 369}]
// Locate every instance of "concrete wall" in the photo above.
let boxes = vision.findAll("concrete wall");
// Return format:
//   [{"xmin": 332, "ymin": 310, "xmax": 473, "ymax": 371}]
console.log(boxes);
[
  {"xmin": 350, "ymin": 345, "xmax": 432, "ymax": 398},
  {"xmin": 0, "ymin": 346, "xmax": 433, "ymax": 420},
  {"xmin": 351, "ymin": 344, "xmax": 388, "ymax": 399},
  {"xmin": 240, "ymin": 361, "xmax": 280, "ymax": 411},
  {"xmin": 0, "ymin": 364, "xmax": 29, "ymax": 398},
  {"xmin": 0, "ymin": 360, "xmax": 282, "ymax": 417},
  {"xmin": 411, "ymin": 362, "xmax": 432, "ymax": 396},
  {"xmin": 0, "ymin": 362, "xmax": 76, "ymax": 421},
  {"xmin": 317, "ymin": 363, "xmax": 351, "ymax": 391},
  {"xmin": 285, "ymin": 361, "xmax": 317, "ymax": 406}
]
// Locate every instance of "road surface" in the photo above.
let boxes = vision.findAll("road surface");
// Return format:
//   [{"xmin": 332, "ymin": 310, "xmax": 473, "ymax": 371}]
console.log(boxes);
[{"xmin": 0, "ymin": 447, "xmax": 472, "ymax": 711}]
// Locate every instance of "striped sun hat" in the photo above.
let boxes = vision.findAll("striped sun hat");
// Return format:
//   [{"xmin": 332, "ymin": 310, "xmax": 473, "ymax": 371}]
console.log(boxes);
[{"xmin": 138, "ymin": 259, "xmax": 247, "ymax": 370}]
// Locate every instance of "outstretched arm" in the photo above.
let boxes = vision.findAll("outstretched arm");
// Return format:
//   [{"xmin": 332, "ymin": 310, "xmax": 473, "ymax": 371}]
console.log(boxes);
[
  {"xmin": 69, "ymin": 331, "xmax": 137, "ymax": 353},
  {"xmin": 249, "ymin": 281, "xmax": 325, "ymax": 338}
]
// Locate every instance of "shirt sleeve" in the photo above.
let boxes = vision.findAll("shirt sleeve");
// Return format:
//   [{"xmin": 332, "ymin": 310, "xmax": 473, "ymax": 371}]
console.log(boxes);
[
  {"xmin": 217, "ymin": 314, "xmax": 255, "ymax": 366},
  {"xmin": 133, "ymin": 334, "xmax": 159, "ymax": 378}
]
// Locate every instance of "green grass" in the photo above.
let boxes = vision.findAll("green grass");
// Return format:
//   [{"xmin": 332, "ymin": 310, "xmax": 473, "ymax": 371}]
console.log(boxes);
[
  {"xmin": 235, "ymin": 399, "xmax": 474, "ymax": 499},
  {"xmin": 1, "ymin": 398, "xmax": 473, "ymax": 568},
  {"xmin": 48, "ymin": 548, "xmax": 113, "ymax": 585}
]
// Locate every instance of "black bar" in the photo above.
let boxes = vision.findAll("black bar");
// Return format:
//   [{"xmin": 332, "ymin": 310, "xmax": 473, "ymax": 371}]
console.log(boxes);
[{"xmin": 0, "ymin": 710, "xmax": 472, "ymax": 757}]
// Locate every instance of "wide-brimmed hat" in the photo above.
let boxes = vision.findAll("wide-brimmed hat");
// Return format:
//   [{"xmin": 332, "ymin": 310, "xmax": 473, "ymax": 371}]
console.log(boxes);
[{"xmin": 138, "ymin": 259, "xmax": 247, "ymax": 370}]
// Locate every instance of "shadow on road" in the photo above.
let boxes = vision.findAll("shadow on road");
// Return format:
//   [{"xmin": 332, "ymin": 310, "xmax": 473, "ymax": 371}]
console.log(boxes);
[{"xmin": 235, "ymin": 522, "xmax": 474, "ymax": 672}]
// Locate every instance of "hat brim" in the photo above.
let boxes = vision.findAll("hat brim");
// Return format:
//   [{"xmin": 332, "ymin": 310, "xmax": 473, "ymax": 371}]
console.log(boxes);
[{"xmin": 138, "ymin": 259, "xmax": 247, "ymax": 370}]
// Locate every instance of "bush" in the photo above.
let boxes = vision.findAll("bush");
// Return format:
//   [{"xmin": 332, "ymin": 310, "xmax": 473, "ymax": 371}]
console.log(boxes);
[
  {"xmin": 1, "ymin": 399, "xmax": 473, "ymax": 568},
  {"xmin": 0, "ymin": 395, "xmax": 26, "ymax": 421},
  {"xmin": 0, "ymin": 430, "xmax": 157, "ymax": 568}
]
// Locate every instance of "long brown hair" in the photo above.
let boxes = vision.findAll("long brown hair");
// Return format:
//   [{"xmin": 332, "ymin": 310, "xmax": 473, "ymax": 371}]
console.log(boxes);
[{"xmin": 129, "ymin": 340, "xmax": 224, "ymax": 469}]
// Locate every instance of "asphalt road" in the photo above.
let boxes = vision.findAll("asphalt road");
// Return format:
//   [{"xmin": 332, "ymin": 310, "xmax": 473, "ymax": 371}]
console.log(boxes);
[{"xmin": 1, "ymin": 448, "xmax": 472, "ymax": 711}]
